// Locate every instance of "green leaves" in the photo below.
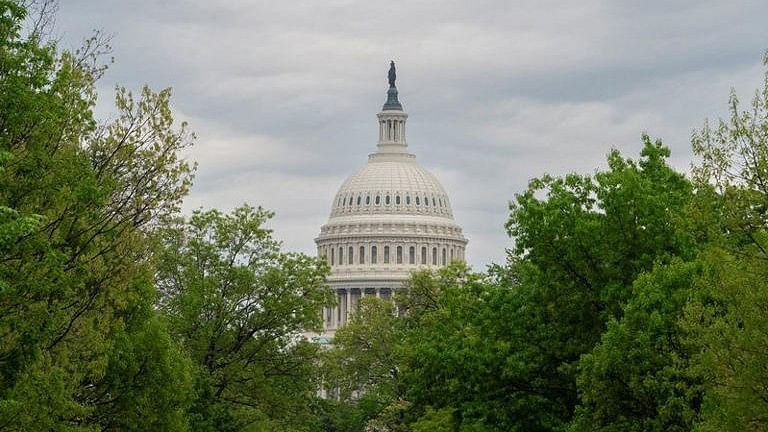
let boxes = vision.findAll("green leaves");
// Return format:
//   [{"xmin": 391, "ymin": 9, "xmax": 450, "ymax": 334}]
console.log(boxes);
[
  {"xmin": 682, "ymin": 54, "xmax": 768, "ymax": 431},
  {"xmin": 155, "ymin": 205, "xmax": 332, "ymax": 430},
  {"xmin": 0, "ymin": 3, "xmax": 195, "ymax": 429},
  {"xmin": 682, "ymin": 249, "xmax": 768, "ymax": 431},
  {"xmin": 572, "ymin": 260, "xmax": 705, "ymax": 432}
]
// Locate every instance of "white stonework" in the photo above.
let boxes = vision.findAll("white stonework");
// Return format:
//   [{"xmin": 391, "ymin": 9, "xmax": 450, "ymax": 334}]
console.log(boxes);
[{"xmin": 312, "ymin": 74, "xmax": 468, "ymax": 339}]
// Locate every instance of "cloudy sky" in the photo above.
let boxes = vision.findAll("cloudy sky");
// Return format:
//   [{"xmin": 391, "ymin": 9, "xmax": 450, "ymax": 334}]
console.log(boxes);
[{"xmin": 55, "ymin": 0, "xmax": 767, "ymax": 269}]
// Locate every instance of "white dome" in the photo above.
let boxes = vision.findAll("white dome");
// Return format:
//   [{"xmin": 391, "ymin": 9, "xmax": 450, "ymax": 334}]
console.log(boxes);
[
  {"xmin": 330, "ymin": 157, "xmax": 454, "ymax": 219},
  {"xmin": 311, "ymin": 66, "xmax": 467, "ymax": 338}
]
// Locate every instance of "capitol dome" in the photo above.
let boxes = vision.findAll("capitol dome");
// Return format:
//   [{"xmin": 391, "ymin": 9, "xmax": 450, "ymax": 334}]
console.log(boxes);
[
  {"xmin": 314, "ymin": 62, "xmax": 468, "ymax": 336},
  {"xmin": 330, "ymin": 158, "xmax": 454, "ymax": 219}
]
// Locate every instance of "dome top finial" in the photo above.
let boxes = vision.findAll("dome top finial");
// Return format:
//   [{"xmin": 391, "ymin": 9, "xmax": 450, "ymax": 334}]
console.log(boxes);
[
  {"xmin": 388, "ymin": 60, "xmax": 396, "ymax": 88},
  {"xmin": 382, "ymin": 61, "xmax": 403, "ymax": 111}
]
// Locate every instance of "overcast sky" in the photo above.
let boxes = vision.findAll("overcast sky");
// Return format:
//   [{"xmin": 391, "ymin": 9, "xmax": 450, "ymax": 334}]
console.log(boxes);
[{"xmin": 55, "ymin": 0, "xmax": 768, "ymax": 269}]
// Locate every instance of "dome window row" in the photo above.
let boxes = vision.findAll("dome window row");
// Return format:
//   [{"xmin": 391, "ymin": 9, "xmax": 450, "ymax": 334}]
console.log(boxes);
[
  {"xmin": 336, "ymin": 192, "xmax": 450, "ymax": 211},
  {"xmin": 320, "ymin": 243, "xmax": 463, "ymax": 267}
]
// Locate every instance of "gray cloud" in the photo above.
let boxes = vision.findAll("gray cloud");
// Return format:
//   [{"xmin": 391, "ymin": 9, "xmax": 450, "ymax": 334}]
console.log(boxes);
[{"xmin": 56, "ymin": 0, "xmax": 768, "ymax": 268}]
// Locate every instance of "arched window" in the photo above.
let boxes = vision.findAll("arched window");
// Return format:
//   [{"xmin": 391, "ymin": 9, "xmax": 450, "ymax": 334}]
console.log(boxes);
[
  {"xmin": 409, "ymin": 246, "xmax": 415, "ymax": 264},
  {"xmin": 385, "ymin": 195, "xmax": 390, "ymax": 205},
  {"xmin": 349, "ymin": 246, "xmax": 354, "ymax": 265},
  {"xmin": 421, "ymin": 247, "xmax": 427, "ymax": 265},
  {"xmin": 371, "ymin": 246, "xmax": 378, "ymax": 264},
  {"xmin": 450, "ymin": 248, "xmax": 454, "ymax": 261},
  {"xmin": 432, "ymin": 197, "xmax": 436, "ymax": 207},
  {"xmin": 425, "ymin": 196, "xmax": 429, "ymax": 206},
  {"xmin": 331, "ymin": 248, "xmax": 335, "ymax": 265},
  {"xmin": 432, "ymin": 247, "xmax": 437, "ymax": 265},
  {"xmin": 416, "ymin": 196, "xmax": 420, "ymax": 205},
  {"xmin": 406, "ymin": 195, "xmax": 411, "ymax": 205},
  {"xmin": 397, "ymin": 246, "xmax": 403, "ymax": 264},
  {"xmin": 396, "ymin": 195, "xmax": 401, "ymax": 205},
  {"xmin": 357, "ymin": 196, "xmax": 361, "ymax": 205},
  {"xmin": 366, "ymin": 195, "xmax": 370, "ymax": 205},
  {"xmin": 442, "ymin": 248, "xmax": 447, "ymax": 265},
  {"xmin": 384, "ymin": 246, "xmax": 390, "ymax": 263},
  {"xmin": 359, "ymin": 246, "xmax": 365, "ymax": 264},
  {"xmin": 375, "ymin": 195, "xmax": 380, "ymax": 205},
  {"xmin": 338, "ymin": 247, "xmax": 344, "ymax": 265}
]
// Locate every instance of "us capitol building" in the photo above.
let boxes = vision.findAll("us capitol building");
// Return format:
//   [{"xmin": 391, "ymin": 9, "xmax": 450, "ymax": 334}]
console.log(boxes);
[{"xmin": 314, "ymin": 62, "xmax": 468, "ymax": 337}]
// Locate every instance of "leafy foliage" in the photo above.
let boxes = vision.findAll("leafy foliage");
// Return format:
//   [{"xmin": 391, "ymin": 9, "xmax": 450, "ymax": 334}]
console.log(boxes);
[
  {"xmin": 682, "ymin": 52, "xmax": 768, "ymax": 432},
  {"xmin": 0, "ymin": 2, "xmax": 194, "ymax": 429},
  {"xmin": 155, "ymin": 205, "xmax": 333, "ymax": 431},
  {"xmin": 571, "ymin": 260, "xmax": 705, "ymax": 432}
]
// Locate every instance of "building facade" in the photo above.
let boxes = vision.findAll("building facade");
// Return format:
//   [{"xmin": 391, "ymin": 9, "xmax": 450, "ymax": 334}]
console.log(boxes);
[{"xmin": 314, "ymin": 63, "xmax": 468, "ymax": 337}]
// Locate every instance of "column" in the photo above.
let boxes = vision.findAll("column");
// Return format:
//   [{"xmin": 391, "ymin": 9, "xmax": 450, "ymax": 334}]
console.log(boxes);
[
  {"xmin": 393, "ymin": 121, "xmax": 397, "ymax": 142},
  {"xmin": 321, "ymin": 306, "xmax": 326, "ymax": 329},
  {"xmin": 346, "ymin": 289, "xmax": 352, "ymax": 323},
  {"xmin": 331, "ymin": 294, "xmax": 337, "ymax": 329},
  {"xmin": 376, "ymin": 288, "xmax": 381, "ymax": 299}
]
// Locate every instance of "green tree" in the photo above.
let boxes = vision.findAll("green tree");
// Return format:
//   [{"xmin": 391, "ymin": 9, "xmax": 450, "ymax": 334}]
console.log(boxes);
[
  {"xmin": 682, "ymin": 249, "xmax": 768, "ymax": 432},
  {"xmin": 155, "ymin": 205, "xmax": 333, "ymax": 431},
  {"xmin": 0, "ymin": 2, "xmax": 195, "ymax": 429},
  {"xmin": 321, "ymin": 296, "xmax": 404, "ymax": 432},
  {"xmin": 323, "ymin": 297, "xmax": 400, "ymax": 402},
  {"xmin": 397, "ymin": 263, "xmax": 528, "ymax": 431},
  {"xmin": 498, "ymin": 136, "xmax": 695, "ymax": 430},
  {"xmin": 570, "ymin": 52, "xmax": 768, "ymax": 432},
  {"xmin": 682, "ymin": 52, "xmax": 768, "ymax": 432},
  {"xmin": 571, "ymin": 259, "xmax": 705, "ymax": 432}
]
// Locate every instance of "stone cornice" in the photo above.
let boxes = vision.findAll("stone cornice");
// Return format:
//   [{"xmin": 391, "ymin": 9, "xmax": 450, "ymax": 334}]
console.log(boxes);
[{"xmin": 316, "ymin": 234, "xmax": 467, "ymax": 245}]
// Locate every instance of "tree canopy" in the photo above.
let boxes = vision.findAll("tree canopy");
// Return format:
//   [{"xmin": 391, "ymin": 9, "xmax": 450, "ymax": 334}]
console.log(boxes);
[{"xmin": 4, "ymin": 1, "xmax": 768, "ymax": 431}]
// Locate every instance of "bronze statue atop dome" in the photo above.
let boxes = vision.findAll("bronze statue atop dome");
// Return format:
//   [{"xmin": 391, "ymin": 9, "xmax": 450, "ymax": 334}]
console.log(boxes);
[{"xmin": 388, "ymin": 61, "xmax": 396, "ymax": 88}]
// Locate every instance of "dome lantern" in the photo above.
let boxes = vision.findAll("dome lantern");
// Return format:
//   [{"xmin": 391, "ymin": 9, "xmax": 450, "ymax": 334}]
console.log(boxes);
[{"xmin": 375, "ymin": 61, "xmax": 411, "ymax": 158}]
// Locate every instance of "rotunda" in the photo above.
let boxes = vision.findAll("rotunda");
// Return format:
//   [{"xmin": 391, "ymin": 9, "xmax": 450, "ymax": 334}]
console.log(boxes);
[{"xmin": 315, "ymin": 62, "xmax": 468, "ymax": 336}]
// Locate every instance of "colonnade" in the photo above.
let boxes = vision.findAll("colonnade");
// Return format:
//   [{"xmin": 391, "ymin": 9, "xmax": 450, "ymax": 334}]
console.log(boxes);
[
  {"xmin": 320, "ymin": 241, "xmax": 465, "ymax": 267},
  {"xmin": 322, "ymin": 287, "xmax": 390, "ymax": 329},
  {"xmin": 379, "ymin": 118, "xmax": 406, "ymax": 143}
]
